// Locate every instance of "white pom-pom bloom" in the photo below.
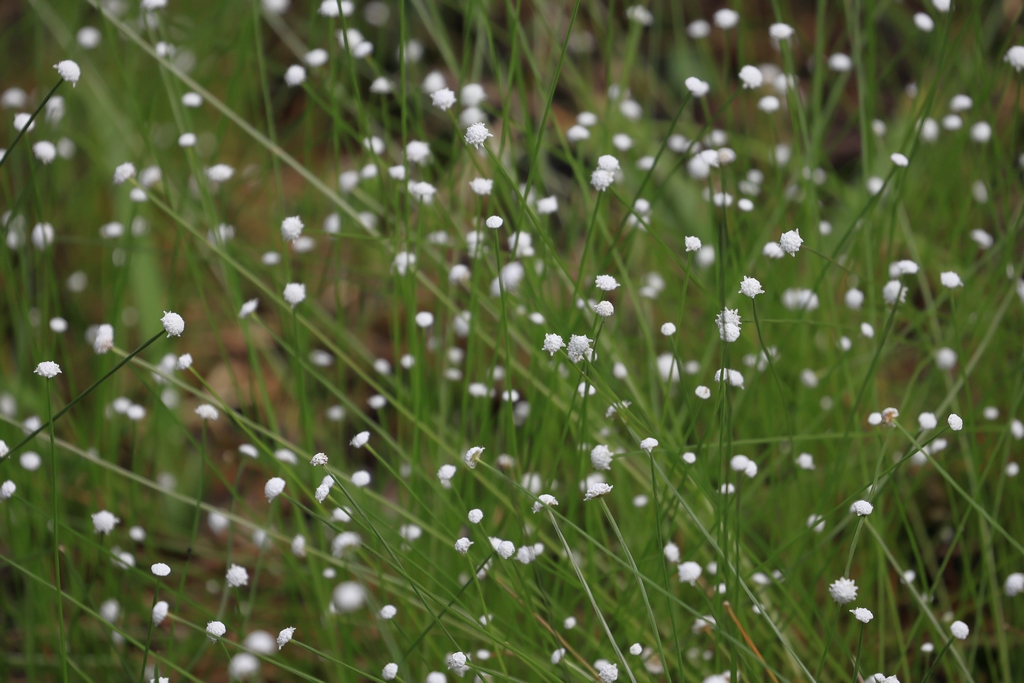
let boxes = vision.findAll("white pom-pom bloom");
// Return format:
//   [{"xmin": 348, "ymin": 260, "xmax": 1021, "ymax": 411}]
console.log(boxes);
[
  {"xmin": 0, "ymin": 480, "xmax": 16, "ymax": 501},
  {"xmin": 206, "ymin": 621, "xmax": 227, "ymax": 641},
  {"xmin": 113, "ymin": 162, "xmax": 136, "ymax": 185},
  {"xmin": 940, "ymin": 271, "xmax": 963, "ymax": 288},
  {"xmin": 595, "ymin": 274, "xmax": 619, "ymax": 291},
  {"xmin": 769, "ymin": 23, "xmax": 795, "ymax": 41},
  {"xmin": 33, "ymin": 141, "xmax": 57, "ymax": 164},
  {"xmin": 464, "ymin": 446, "xmax": 485, "ymax": 469},
  {"xmin": 34, "ymin": 361, "xmax": 61, "ymax": 378},
  {"xmin": 891, "ymin": 152, "xmax": 909, "ymax": 167},
  {"xmin": 950, "ymin": 620, "xmax": 970, "ymax": 640},
  {"xmin": 380, "ymin": 604, "xmax": 397, "ymax": 619},
  {"xmin": 738, "ymin": 276, "xmax": 764, "ymax": 298},
  {"xmin": 205, "ymin": 164, "xmax": 235, "ymax": 182},
  {"xmin": 948, "ymin": 414, "xmax": 963, "ymax": 431},
  {"xmin": 226, "ymin": 564, "xmax": 249, "ymax": 588},
  {"xmin": 468, "ymin": 509, "xmax": 484, "ymax": 524},
  {"xmin": 598, "ymin": 663, "xmax": 618, "ymax": 683},
  {"xmin": 92, "ymin": 510, "xmax": 120, "ymax": 534},
  {"xmin": 431, "ymin": 88, "xmax": 457, "ymax": 110},
  {"xmin": 281, "ymin": 216, "xmax": 304, "ymax": 242},
  {"xmin": 465, "ymin": 122, "xmax": 492, "ymax": 149},
  {"xmin": 351, "ymin": 431, "xmax": 370, "ymax": 448},
  {"xmin": 284, "ymin": 65, "xmax": 306, "ymax": 87},
  {"xmin": 684, "ymin": 77, "xmax": 710, "ymax": 97},
  {"xmin": 828, "ymin": 53, "xmax": 853, "ymax": 72},
  {"xmin": 542, "ymin": 333, "xmax": 565, "ymax": 356},
  {"xmin": 566, "ymin": 334, "xmax": 592, "ymax": 363},
  {"xmin": 584, "ymin": 482, "xmax": 613, "ymax": 501},
  {"xmin": 850, "ymin": 608, "xmax": 874, "ymax": 623},
  {"xmin": 1004, "ymin": 572, "xmax": 1024, "ymax": 596},
  {"xmin": 283, "ymin": 282, "xmax": 306, "ymax": 307},
  {"xmin": 151, "ymin": 563, "xmax": 171, "ymax": 577},
  {"xmin": 277, "ymin": 626, "xmax": 295, "ymax": 650},
  {"xmin": 779, "ymin": 229, "xmax": 803, "ymax": 255},
  {"xmin": 851, "ymin": 500, "xmax": 874, "ymax": 516},
  {"xmin": 454, "ymin": 537, "xmax": 473, "ymax": 554},
  {"xmin": 594, "ymin": 301, "xmax": 614, "ymax": 317},
  {"xmin": 1006, "ymin": 46, "xmax": 1024, "ymax": 72},
  {"xmin": 195, "ymin": 404, "xmax": 219, "ymax": 421},
  {"xmin": 485, "ymin": 215, "xmax": 503, "ymax": 229},
  {"xmin": 678, "ymin": 561, "xmax": 702, "ymax": 585},
  {"xmin": 685, "ymin": 236, "xmax": 702, "ymax": 252},
  {"xmin": 265, "ymin": 477, "xmax": 286, "ymax": 501},
  {"xmin": 932, "ymin": 0, "xmax": 950, "ymax": 12},
  {"xmin": 383, "ymin": 663, "xmax": 399, "ymax": 680},
  {"xmin": 152, "ymin": 600, "xmax": 169, "ymax": 625},
  {"xmin": 640, "ymin": 437, "xmax": 659, "ymax": 453},
  {"xmin": 829, "ymin": 577, "xmax": 858, "ymax": 604},
  {"xmin": 695, "ymin": 386, "xmax": 711, "ymax": 400},
  {"xmin": 54, "ymin": 60, "xmax": 81, "ymax": 86},
  {"xmin": 738, "ymin": 65, "xmax": 763, "ymax": 89},
  {"xmin": 160, "ymin": 311, "xmax": 184, "ymax": 338},
  {"xmin": 661, "ymin": 322, "xmax": 676, "ymax": 336},
  {"xmin": 882, "ymin": 280, "xmax": 906, "ymax": 306}
]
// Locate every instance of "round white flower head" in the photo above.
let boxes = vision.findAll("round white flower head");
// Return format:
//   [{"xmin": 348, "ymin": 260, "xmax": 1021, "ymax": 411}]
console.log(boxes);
[
  {"xmin": 850, "ymin": 607, "xmax": 874, "ymax": 623},
  {"xmin": 713, "ymin": 8, "xmax": 740, "ymax": 28},
  {"xmin": 464, "ymin": 446, "xmax": 485, "ymax": 469},
  {"xmin": 447, "ymin": 652, "xmax": 468, "ymax": 674},
  {"xmin": 465, "ymin": 122, "xmax": 492, "ymax": 149},
  {"xmin": 468, "ymin": 509, "xmax": 484, "ymax": 524},
  {"xmin": 851, "ymin": 500, "xmax": 874, "ymax": 516},
  {"xmin": 695, "ymin": 385, "xmax": 711, "ymax": 400},
  {"xmin": 350, "ymin": 431, "xmax": 371, "ymax": 449},
  {"xmin": 113, "ymin": 162, "xmax": 136, "ymax": 185},
  {"xmin": 152, "ymin": 600, "xmax": 169, "ymax": 625},
  {"xmin": 543, "ymin": 333, "xmax": 565, "ymax": 356},
  {"xmin": 715, "ymin": 308, "xmax": 742, "ymax": 342},
  {"xmin": 175, "ymin": 354, "xmax": 193, "ymax": 371},
  {"xmin": 567, "ymin": 334, "xmax": 592, "ymax": 363},
  {"xmin": 739, "ymin": 276, "xmax": 764, "ymax": 298},
  {"xmin": 92, "ymin": 510, "xmax": 120, "ymax": 534},
  {"xmin": 1006, "ymin": 46, "xmax": 1024, "ymax": 72},
  {"xmin": 769, "ymin": 23, "xmax": 795, "ymax": 40},
  {"xmin": 226, "ymin": 564, "xmax": 250, "ymax": 588},
  {"xmin": 678, "ymin": 561, "xmax": 702, "ymax": 584},
  {"xmin": 738, "ymin": 65, "xmax": 763, "ymax": 89},
  {"xmin": 160, "ymin": 311, "xmax": 184, "ymax": 338},
  {"xmin": 584, "ymin": 482, "xmax": 613, "ymax": 500},
  {"xmin": 932, "ymin": 0, "xmax": 950, "ymax": 11},
  {"xmin": 205, "ymin": 164, "xmax": 235, "ymax": 182},
  {"xmin": 265, "ymin": 477, "xmax": 286, "ymax": 501},
  {"xmin": 594, "ymin": 301, "xmax": 614, "ymax": 317},
  {"xmin": 591, "ymin": 168, "xmax": 615, "ymax": 191},
  {"xmin": 595, "ymin": 274, "xmax": 619, "ymax": 291},
  {"xmin": 284, "ymin": 64, "xmax": 306, "ymax": 87},
  {"xmin": 283, "ymin": 282, "xmax": 306, "ymax": 307},
  {"xmin": 779, "ymin": 229, "xmax": 803, "ymax": 256},
  {"xmin": 596, "ymin": 154, "xmax": 620, "ymax": 172},
  {"xmin": 206, "ymin": 620, "xmax": 227, "ymax": 641},
  {"xmin": 730, "ymin": 454, "xmax": 751, "ymax": 472},
  {"xmin": 281, "ymin": 216, "xmax": 304, "ymax": 242},
  {"xmin": 437, "ymin": 464, "xmax": 457, "ymax": 484},
  {"xmin": 195, "ymin": 404, "xmax": 219, "ymax": 421},
  {"xmin": 685, "ymin": 236, "xmax": 702, "ymax": 252},
  {"xmin": 685, "ymin": 77, "xmax": 710, "ymax": 97},
  {"xmin": 882, "ymin": 280, "xmax": 906, "ymax": 306},
  {"xmin": 380, "ymin": 604, "xmax": 398, "ymax": 620},
  {"xmin": 950, "ymin": 620, "xmax": 969, "ymax": 640},
  {"xmin": 383, "ymin": 663, "xmax": 399, "ymax": 681},
  {"xmin": 485, "ymin": 215, "xmax": 503, "ymax": 229},
  {"xmin": 54, "ymin": 60, "xmax": 81, "ymax": 86},
  {"xmin": 277, "ymin": 626, "xmax": 295, "ymax": 650},
  {"xmin": 948, "ymin": 414, "xmax": 963, "ymax": 431},
  {"xmin": 469, "ymin": 177, "xmax": 493, "ymax": 195},
  {"xmin": 494, "ymin": 539, "xmax": 515, "ymax": 559},
  {"xmin": 0, "ymin": 480, "xmax": 16, "ymax": 501},
  {"xmin": 33, "ymin": 141, "xmax": 56, "ymax": 164},
  {"xmin": 661, "ymin": 322, "xmax": 676, "ymax": 336},
  {"xmin": 891, "ymin": 152, "xmax": 909, "ymax": 167},
  {"xmin": 598, "ymin": 663, "xmax": 618, "ymax": 683},
  {"xmin": 532, "ymin": 493, "xmax": 559, "ymax": 513},
  {"xmin": 1004, "ymin": 572, "xmax": 1024, "ymax": 596},
  {"xmin": 829, "ymin": 577, "xmax": 858, "ymax": 604},
  {"xmin": 34, "ymin": 361, "xmax": 61, "ymax": 378},
  {"xmin": 940, "ymin": 271, "xmax": 963, "ymax": 288},
  {"xmin": 151, "ymin": 562, "xmax": 171, "ymax": 577},
  {"xmin": 640, "ymin": 437, "xmax": 659, "ymax": 453},
  {"xmin": 628, "ymin": 642, "xmax": 643, "ymax": 656},
  {"xmin": 828, "ymin": 53, "xmax": 853, "ymax": 72},
  {"xmin": 431, "ymin": 87, "xmax": 457, "ymax": 110},
  {"xmin": 310, "ymin": 452, "xmax": 328, "ymax": 466}
]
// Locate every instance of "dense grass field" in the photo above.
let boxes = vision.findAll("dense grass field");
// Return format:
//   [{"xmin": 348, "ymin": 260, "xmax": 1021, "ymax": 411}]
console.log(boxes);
[{"xmin": 2, "ymin": 0, "xmax": 1024, "ymax": 681}]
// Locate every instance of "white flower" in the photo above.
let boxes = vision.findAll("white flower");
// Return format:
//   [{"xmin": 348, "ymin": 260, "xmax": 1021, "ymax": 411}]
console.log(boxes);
[
  {"xmin": 829, "ymin": 577, "xmax": 858, "ymax": 604},
  {"xmin": 567, "ymin": 334, "xmax": 592, "ymax": 363},
  {"xmin": 275, "ymin": 626, "xmax": 295, "ymax": 650},
  {"xmin": 92, "ymin": 510, "xmax": 120, "ymax": 535},
  {"xmin": 940, "ymin": 271, "xmax": 963, "ymax": 288},
  {"xmin": 437, "ymin": 464, "xmax": 457, "ymax": 484},
  {"xmin": 33, "ymin": 141, "xmax": 56, "ymax": 164},
  {"xmin": 464, "ymin": 446, "xmax": 485, "ymax": 469},
  {"xmin": 1006, "ymin": 46, "xmax": 1024, "ymax": 72},
  {"xmin": 598, "ymin": 663, "xmax": 618, "ymax": 683},
  {"xmin": 850, "ymin": 607, "xmax": 874, "ymax": 623},
  {"xmin": 383, "ymin": 663, "xmax": 399, "ymax": 680},
  {"xmin": 882, "ymin": 280, "xmax": 906, "ymax": 305},
  {"xmin": 769, "ymin": 23, "xmax": 795, "ymax": 40},
  {"xmin": 310, "ymin": 452, "xmax": 328, "ymax": 466},
  {"xmin": 678, "ymin": 561, "xmax": 702, "ymax": 584},
  {"xmin": 595, "ymin": 274, "xmax": 619, "ymax": 291},
  {"xmin": 594, "ymin": 301, "xmax": 614, "ymax": 317},
  {"xmin": 284, "ymin": 65, "xmax": 306, "ymax": 87},
  {"xmin": 494, "ymin": 539, "xmax": 515, "ymax": 559},
  {"xmin": 1004, "ymin": 572, "xmax": 1024, "ymax": 596},
  {"xmin": 468, "ymin": 509, "xmax": 484, "ymax": 524},
  {"xmin": 160, "ymin": 311, "xmax": 184, "ymax": 338},
  {"xmin": 738, "ymin": 65, "xmax": 763, "ymax": 88},
  {"xmin": 542, "ymin": 333, "xmax": 565, "ymax": 356},
  {"xmin": 175, "ymin": 354, "xmax": 192, "ymax": 371},
  {"xmin": 685, "ymin": 236, "xmax": 702, "ymax": 252},
  {"xmin": 828, "ymin": 53, "xmax": 853, "ymax": 72},
  {"xmin": 34, "ymin": 361, "xmax": 61, "ymax": 378},
  {"xmin": 205, "ymin": 164, "xmax": 235, "ymax": 182},
  {"xmin": 779, "ymin": 229, "xmax": 803, "ymax": 256},
  {"xmin": 684, "ymin": 77, "xmax": 710, "ymax": 97},
  {"xmin": 584, "ymin": 482, "xmax": 613, "ymax": 500},
  {"xmin": 890, "ymin": 152, "xmax": 909, "ymax": 167},
  {"xmin": 151, "ymin": 563, "xmax": 171, "ymax": 577},
  {"xmin": 283, "ymin": 282, "xmax": 306, "ymax": 307},
  {"xmin": 265, "ymin": 477, "xmax": 286, "ymax": 501},
  {"xmin": 531, "ymin": 493, "xmax": 559, "ymax": 513},
  {"xmin": 591, "ymin": 168, "xmax": 615, "ymax": 191},
  {"xmin": 695, "ymin": 385, "xmax": 711, "ymax": 399},
  {"xmin": 640, "ymin": 437, "xmax": 658, "ymax": 453},
  {"xmin": 590, "ymin": 445, "xmax": 614, "ymax": 470},
  {"xmin": 0, "ymin": 480, "xmax": 15, "ymax": 500},
  {"xmin": 226, "ymin": 564, "xmax": 249, "ymax": 587},
  {"xmin": 715, "ymin": 308, "xmax": 741, "ymax": 343},
  {"xmin": 485, "ymin": 215, "xmax": 503, "ymax": 229},
  {"xmin": 948, "ymin": 414, "xmax": 963, "ymax": 431},
  {"xmin": 281, "ymin": 216, "xmax": 304, "ymax": 242},
  {"xmin": 796, "ymin": 453, "xmax": 815, "ymax": 470},
  {"xmin": 195, "ymin": 404, "xmax": 219, "ymax": 421},
  {"xmin": 738, "ymin": 276, "xmax": 764, "ymax": 298},
  {"xmin": 713, "ymin": 8, "xmax": 739, "ymax": 29},
  {"xmin": 850, "ymin": 500, "xmax": 874, "ymax": 516},
  {"xmin": 54, "ymin": 60, "xmax": 81, "ymax": 86},
  {"xmin": 932, "ymin": 0, "xmax": 950, "ymax": 12},
  {"xmin": 469, "ymin": 178, "xmax": 493, "ymax": 195},
  {"xmin": 351, "ymin": 431, "xmax": 370, "ymax": 448},
  {"xmin": 206, "ymin": 621, "xmax": 227, "ymax": 641},
  {"xmin": 113, "ymin": 162, "xmax": 136, "ymax": 185},
  {"xmin": 465, "ymin": 122, "xmax": 492, "ymax": 149},
  {"xmin": 152, "ymin": 600, "xmax": 168, "ymax": 625},
  {"xmin": 661, "ymin": 322, "xmax": 676, "ymax": 336},
  {"xmin": 238, "ymin": 299, "xmax": 259, "ymax": 318},
  {"xmin": 950, "ymin": 620, "xmax": 969, "ymax": 640},
  {"xmin": 431, "ymin": 88, "xmax": 457, "ymax": 110}
]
